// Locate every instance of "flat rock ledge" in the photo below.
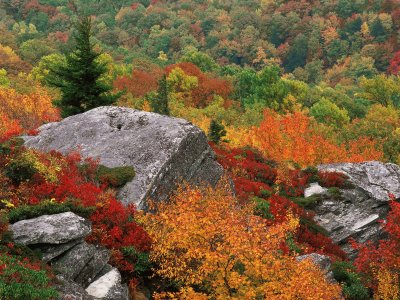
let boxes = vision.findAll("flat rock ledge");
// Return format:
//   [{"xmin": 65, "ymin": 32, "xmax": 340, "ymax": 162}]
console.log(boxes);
[
  {"xmin": 309, "ymin": 161, "xmax": 400, "ymax": 258},
  {"xmin": 10, "ymin": 212, "xmax": 91, "ymax": 245},
  {"xmin": 10, "ymin": 212, "xmax": 131, "ymax": 300},
  {"xmin": 23, "ymin": 106, "xmax": 225, "ymax": 209}
]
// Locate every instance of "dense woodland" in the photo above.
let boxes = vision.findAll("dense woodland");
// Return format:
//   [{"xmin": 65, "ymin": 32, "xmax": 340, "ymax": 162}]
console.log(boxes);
[{"xmin": 1, "ymin": 0, "xmax": 400, "ymax": 299}]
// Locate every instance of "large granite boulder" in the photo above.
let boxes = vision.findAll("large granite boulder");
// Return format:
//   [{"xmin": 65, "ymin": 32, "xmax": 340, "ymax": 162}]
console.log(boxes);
[
  {"xmin": 23, "ymin": 106, "xmax": 224, "ymax": 209},
  {"xmin": 305, "ymin": 161, "xmax": 400, "ymax": 258}
]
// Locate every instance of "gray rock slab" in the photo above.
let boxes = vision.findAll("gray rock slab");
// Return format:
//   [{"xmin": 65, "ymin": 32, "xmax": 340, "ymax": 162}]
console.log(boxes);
[
  {"xmin": 10, "ymin": 212, "xmax": 91, "ymax": 246},
  {"xmin": 52, "ymin": 242, "xmax": 96, "ymax": 280},
  {"xmin": 311, "ymin": 161, "xmax": 399, "ymax": 258},
  {"xmin": 75, "ymin": 246, "xmax": 111, "ymax": 287},
  {"xmin": 23, "ymin": 106, "xmax": 224, "ymax": 209},
  {"xmin": 56, "ymin": 275, "xmax": 96, "ymax": 300},
  {"xmin": 318, "ymin": 161, "xmax": 400, "ymax": 201},
  {"xmin": 38, "ymin": 239, "xmax": 83, "ymax": 262}
]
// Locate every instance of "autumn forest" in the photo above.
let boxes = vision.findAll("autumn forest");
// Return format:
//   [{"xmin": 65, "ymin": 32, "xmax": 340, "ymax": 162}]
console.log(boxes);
[{"xmin": 1, "ymin": 0, "xmax": 400, "ymax": 299}]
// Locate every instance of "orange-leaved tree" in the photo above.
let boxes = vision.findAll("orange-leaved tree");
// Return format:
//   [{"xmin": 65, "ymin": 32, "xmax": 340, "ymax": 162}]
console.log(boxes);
[
  {"xmin": 143, "ymin": 182, "xmax": 342, "ymax": 299},
  {"xmin": 0, "ymin": 87, "xmax": 59, "ymax": 129},
  {"xmin": 227, "ymin": 109, "xmax": 383, "ymax": 167}
]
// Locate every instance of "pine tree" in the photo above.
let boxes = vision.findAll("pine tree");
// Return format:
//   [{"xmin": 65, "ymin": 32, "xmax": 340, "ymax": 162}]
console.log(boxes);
[
  {"xmin": 46, "ymin": 17, "xmax": 120, "ymax": 117},
  {"xmin": 151, "ymin": 74, "xmax": 170, "ymax": 116},
  {"xmin": 208, "ymin": 119, "xmax": 227, "ymax": 144}
]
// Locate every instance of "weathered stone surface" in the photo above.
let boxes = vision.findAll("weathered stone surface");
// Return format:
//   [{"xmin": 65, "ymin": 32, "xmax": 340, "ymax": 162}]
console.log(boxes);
[
  {"xmin": 310, "ymin": 161, "xmax": 399, "ymax": 258},
  {"xmin": 304, "ymin": 182, "xmax": 328, "ymax": 198},
  {"xmin": 52, "ymin": 242, "xmax": 96, "ymax": 280},
  {"xmin": 318, "ymin": 161, "xmax": 400, "ymax": 201},
  {"xmin": 296, "ymin": 253, "xmax": 335, "ymax": 282},
  {"xmin": 38, "ymin": 239, "xmax": 83, "ymax": 262},
  {"xmin": 56, "ymin": 275, "xmax": 96, "ymax": 300},
  {"xmin": 23, "ymin": 106, "xmax": 224, "ymax": 209},
  {"xmin": 86, "ymin": 268, "xmax": 129, "ymax": 300},
  {"xmin": 93, "ymin": 264, "xmax": 114, "ymax": 282},
  {"xmin": 10, "ymin": 212, "xmax": 91, "ymax": 246},
  {"xmin": 75, "ymin": 246, "xmax": 111, "ymax": 288}
]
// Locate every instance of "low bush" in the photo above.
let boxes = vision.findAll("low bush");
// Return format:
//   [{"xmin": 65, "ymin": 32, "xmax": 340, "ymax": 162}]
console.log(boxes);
[
  {"xmin": 292, "ymin": 195, "xmax": 321, "ymax": 209},
  {"xmin": 4, "ymin": 158, "xmax": 37, "ymax": 185},
  {"xmin": 8, "ymin": 199, "xmax": 95, "ymax": 224},
  {"xmin": 0, "ymin": 253, "xmax": 58, "ymax": 300},
  {"xmin": 252, "ymin": 196, "xmax": 273, "ymax": 219},
  {"xmin": 332, "ymin": 261, "xmax": 370, "ymax": 300},
  {"xmin": 96, "ymin": 165, "xmax": 135, "ymax": 188}
]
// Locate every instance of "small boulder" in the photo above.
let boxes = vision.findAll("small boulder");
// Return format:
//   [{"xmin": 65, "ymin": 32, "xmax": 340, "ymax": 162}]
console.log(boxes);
[
  {"xmin": 86, "ymin": 268, "xmax": 129, "ymax": 300},
  {"xmin": 304, "ymin": 183, "xmax": 328, "ymax": 198},
  {"xmin": 10, "ymin": 212, "xmax": 91, "ymax": 246}
]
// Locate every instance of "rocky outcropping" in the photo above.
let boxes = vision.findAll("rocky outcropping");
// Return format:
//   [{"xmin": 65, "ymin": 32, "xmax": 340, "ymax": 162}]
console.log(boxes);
[
  {"xmin": 23, "ymin": 106, "xmax": 224, "ymax": 209},
  {"xmin": 10, "ymin": 212, "xmax": 129, "ymax": 300},
  {"xmin": 305, "ymin": 161, "xmax": 400, "ymax": 258}
]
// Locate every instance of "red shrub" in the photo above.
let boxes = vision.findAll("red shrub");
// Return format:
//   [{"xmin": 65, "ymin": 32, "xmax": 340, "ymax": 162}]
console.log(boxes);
[{"xmin": 318, "ymin": 171, "xmax": 347, "ymax": 188}]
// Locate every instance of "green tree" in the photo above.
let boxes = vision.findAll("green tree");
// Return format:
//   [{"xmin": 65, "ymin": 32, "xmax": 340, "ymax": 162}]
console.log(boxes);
[
  {"xmin": 208, "ymin": 119, "xmax": 227, "ymax": 144},
  {"xmin": 46, "ymin": 17, "xmax": 120, "ymax": 117},
  {"xmin": 151, "ymin": 74, "xmax": 170, "ymax": 116},
  {"xmin": 359, "ymin": 75, "xmax": 400, "ymax": 107},
  {"xmin": 310, "ymin": 98, "xmax": 350, "ymax": 128},
  {"xmin": 0, "ymin": 69, "xmax": 10, "ymax": 87}
]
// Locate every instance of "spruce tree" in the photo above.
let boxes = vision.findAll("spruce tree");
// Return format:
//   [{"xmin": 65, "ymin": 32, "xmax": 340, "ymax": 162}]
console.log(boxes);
[
  {"xmin": 46, "ymin": 17, "xmax": 120, "ymax": 117},
  {"xmin": 208, "ymin": 120, "xmax": 227, "ymax": 144},
  {"xmin": 151, "ymin": 74, "xmax": 170, "ymax": 116}
]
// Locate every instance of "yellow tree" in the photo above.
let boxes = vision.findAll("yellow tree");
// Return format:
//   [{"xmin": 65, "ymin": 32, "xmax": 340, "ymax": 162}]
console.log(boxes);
[
  {"xmin": 143, "ymin": 182, "xmax": 342, "ymax": 299},
  {"xmin": 0, "ymin": 87, "xmax": 59, "ymax": 129}
]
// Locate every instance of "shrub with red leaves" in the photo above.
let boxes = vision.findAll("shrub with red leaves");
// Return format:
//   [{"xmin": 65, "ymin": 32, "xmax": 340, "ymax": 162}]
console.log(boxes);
[
  {"xmin": 211, "ymin": 143, "xmax": 347, "ymax": 260},
  {"xmin": 318, "ymin": 171, "xmax": 348, "ymax": 188},
  {"xmin": 0, "ymin": 137, "xmax": 151, "ymax": 275}
]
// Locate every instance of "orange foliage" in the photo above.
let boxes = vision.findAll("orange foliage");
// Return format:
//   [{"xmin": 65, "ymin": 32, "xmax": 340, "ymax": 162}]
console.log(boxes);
[
  {"xmin": 114, "ymin": 69, "xmax": 162, "ymax": 98},
  {"xmin": 0, "ymin": 113, "xmax": 23, "ymax": 143},
  {"xmin": 143, "ymin": 183, "xmax": 342, "ymax": 299},
  {"xmin": 227, "ymin": 109, "xmax": 383, "ymax": 167},
  {"xmin": 0, "ymin": 87, "xmax": 59, "ymax": 129}
]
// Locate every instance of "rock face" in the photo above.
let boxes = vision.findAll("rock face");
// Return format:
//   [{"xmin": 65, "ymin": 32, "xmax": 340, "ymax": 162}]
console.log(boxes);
[
  {"xmin": 10, "ymin": 212, "xmax": 129, "ymax": 300},
  {"xmin": 309, "ymin": 161, "xmax": 400, "ymax": 258},
  {"xmin": 10, "ymin": 212, "xmax": 91, "ymax": 245},
  {"xmin": 318, "ymin": 161, "xmax": 400, "ymax": 201},
  {"xmin": 23, "ymin": 106, "xmax": 224, "ymax": 209}
]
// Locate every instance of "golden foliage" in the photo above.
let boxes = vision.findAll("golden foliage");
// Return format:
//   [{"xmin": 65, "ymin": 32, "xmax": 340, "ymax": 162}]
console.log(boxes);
[
  {"xmin": 0, "ymin": 87, "xmax": 59, "ymax": 129},
  {"xmin": 143, "ymin": 182, "xmax": 342, "ymax": 299}
]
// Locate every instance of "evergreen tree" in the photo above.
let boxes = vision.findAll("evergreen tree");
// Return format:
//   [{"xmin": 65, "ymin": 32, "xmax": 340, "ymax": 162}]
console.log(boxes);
[
  {"xmin": 370, "ymin": 18, "xmax": 387, "ymax": 42},
  {"xmin": 151, "ymin": 74, "xmax": 170, "ymax": 115},
  {"xmin": 208, "ymin": 120, "xmax": 227, "ymax": 144},
  {"xmin": 46, "ymin": 17, "xmax": 120, "ymax": 117}
]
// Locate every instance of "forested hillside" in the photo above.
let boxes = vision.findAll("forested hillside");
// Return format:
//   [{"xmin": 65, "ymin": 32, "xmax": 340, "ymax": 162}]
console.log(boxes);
[{"xmin": 1, "ymin": 1, "xmax": 400, "ymax": 299}]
